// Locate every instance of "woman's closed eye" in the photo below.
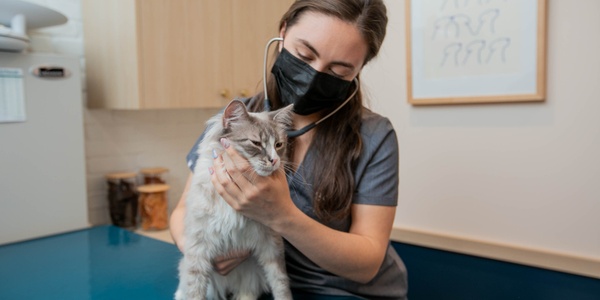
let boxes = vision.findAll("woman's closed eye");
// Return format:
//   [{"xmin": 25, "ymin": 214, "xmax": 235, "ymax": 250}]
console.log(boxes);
[
  {"xmin": 297, "ymin": 52, "xmax": 314, "ymax": 63},
  {"xmin": 299, "ymin": 56, "xmax": 349, "ymax": 78},
  {"xmin": 296, "ymin": 49, "xmax": 353, "ymax": 79},
  {"xmin": 328, "ymin": 67, "xmax": 347, "ymax": 78},
  {"xmin": 329, "ymin": 63, "xmax": 355, "ymax": 79}
]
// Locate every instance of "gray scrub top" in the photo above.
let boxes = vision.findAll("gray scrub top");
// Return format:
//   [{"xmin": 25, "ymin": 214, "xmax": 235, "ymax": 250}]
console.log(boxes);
[{"xmin": 186, "ymin": 108, "xmax": 408, "ymax": 300}]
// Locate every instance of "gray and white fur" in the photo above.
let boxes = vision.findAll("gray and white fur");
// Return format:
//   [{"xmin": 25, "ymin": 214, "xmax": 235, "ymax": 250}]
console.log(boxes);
[{"xmin": 175, "ymin": 100, "xmax": 293, "ymax": 300}]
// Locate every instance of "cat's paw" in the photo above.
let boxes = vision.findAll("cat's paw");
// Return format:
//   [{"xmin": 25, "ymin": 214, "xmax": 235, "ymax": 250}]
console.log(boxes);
[
  {"xmin": 174, "ymin": 289, "xmax": 185, "ymax": 300},
  {"xmin": 234, "ymin": 293, "xmax": 259, "ymax": 300}
]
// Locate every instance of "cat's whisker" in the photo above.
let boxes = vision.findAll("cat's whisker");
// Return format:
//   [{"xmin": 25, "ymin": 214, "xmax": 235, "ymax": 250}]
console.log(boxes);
[
  {"xmin": 248, "ymin": 172, "xmax": 260, "ymax": 185},
  {"xmin": 289, "ymin": 174, "xmax": 311, "ymax": 188},
  {"xmin": 240, "ymin": 169, "xmax": 258, "ymax": 185},
  {"xmin": 290, "ymin": 175, "xmax": 311, "ymax": 188},
  {"xmin": 277, "ymin": 163, "xmax": 311, "ymax": 188},
  {"xmin": 283, "ymin": 160, "xmax": 298, "ymax": 167}
]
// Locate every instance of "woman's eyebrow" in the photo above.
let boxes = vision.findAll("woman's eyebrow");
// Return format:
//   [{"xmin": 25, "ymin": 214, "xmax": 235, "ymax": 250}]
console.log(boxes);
[
  {"xmin": 298, "ymin": 39, "xmax": 356, "ymax": 70},
  {"xmin": 298, "ymin": 39, "xmax": 321, "ymax": 57}
]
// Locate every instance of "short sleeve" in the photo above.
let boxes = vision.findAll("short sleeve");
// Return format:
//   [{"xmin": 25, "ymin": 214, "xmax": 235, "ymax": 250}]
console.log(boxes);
[
  {"xmin": 353, "ymin": 114, "xmax": 399, "ymax": 206},
  {"xmin": 186, "ymin": 130, "xmax": 207, "ymax": 172}
]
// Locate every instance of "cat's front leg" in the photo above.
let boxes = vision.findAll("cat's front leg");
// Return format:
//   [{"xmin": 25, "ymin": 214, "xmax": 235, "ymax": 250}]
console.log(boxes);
[
  {"xmin": 263, "ymin": 265, "xmax": 292, "ymax": 300},
  {"xmin": 175, "ymin": 259, "xmax": 188, "ymax": 300},
  {"xmin": 257, "ymin": 255, "xmax": 292, "ymax": 300},
  {"xmin": 181, "ymin": 252, "xmax": 212, "ymax": 300}
]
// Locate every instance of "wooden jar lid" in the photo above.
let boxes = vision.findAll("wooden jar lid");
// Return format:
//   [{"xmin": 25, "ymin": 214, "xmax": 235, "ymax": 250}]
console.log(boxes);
[
  {"xmin": 140, "ymin": 167, "xmax": 169, "ymax": 175},
  {"xmin": 106, "ymin": 172, "xmax": 137, "ymax": 180},
  {"xmin": 138, "ymin": 184, "xmax": 170, "ymax": 193}
]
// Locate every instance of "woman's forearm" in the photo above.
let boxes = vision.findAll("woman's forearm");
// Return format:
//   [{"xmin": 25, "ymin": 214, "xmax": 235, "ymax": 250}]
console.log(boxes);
[{"xmin": 273, "ymin": 204, "xmax": 395, "ymax": 283}]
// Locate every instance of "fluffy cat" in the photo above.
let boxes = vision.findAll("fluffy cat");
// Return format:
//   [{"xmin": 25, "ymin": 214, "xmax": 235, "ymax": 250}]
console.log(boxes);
[{"xmin": 175, "ymin": 100, "xmax": 293, "ymax": 300}]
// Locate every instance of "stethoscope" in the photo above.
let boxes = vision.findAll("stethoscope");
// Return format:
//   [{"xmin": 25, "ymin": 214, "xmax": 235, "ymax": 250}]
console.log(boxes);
[{"xmin": 262, "ymin": 37, "xmax": 359, "ymax": 138}]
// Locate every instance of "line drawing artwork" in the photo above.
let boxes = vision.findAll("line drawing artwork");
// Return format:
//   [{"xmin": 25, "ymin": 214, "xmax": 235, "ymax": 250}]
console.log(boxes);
[
  {"xmin": 440, "ymin": 42, "xmax": 463, "ymax": 67},
  {"xmin": 409, "ymin": 0, "xmax": 545, "ymax": 104},
  {"xmin": 440, "ymin": 0, "xmax": 470, "ymax": 11},
  {"xmin": 478, "ymin": 0, "xmax": 508, "ymax": 5},
  {"xmin": 462, "ymin": 39, "xmax": 486, "ymax": 65},
  {"xmin": 424, "ymin": 0, "xmax": 521, "ymax": 78},
  {"xmin": 440, "ymin": 0, "xmax": 507, "ymax": 11},
  {"xmin": 486, "ymin": 37, "xmax": 511, "ymax": 63},
  {"xmin": 472, "ymin": 9, "xmax": 500, "ymax": 35},
  {"xmin": 431, "ymin": 9, "xmax": 499, "ymax": 40}
]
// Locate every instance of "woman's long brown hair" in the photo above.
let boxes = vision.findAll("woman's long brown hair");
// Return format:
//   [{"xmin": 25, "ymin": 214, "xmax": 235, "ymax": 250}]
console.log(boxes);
[{"xmin": 248, "ymin": 0, "xmax": 388, "ymax": 222}]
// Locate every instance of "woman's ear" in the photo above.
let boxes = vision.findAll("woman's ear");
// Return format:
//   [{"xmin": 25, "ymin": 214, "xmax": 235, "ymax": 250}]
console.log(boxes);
[{"xmin": 278, "ymin": 24, "xmax": 286, "ymax": 51}]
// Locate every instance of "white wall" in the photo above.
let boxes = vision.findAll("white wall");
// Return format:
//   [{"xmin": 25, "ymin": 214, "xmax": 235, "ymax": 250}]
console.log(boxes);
[{"xmin": 363, "ymin": 0, "xmax": 600, "ymax": 260}]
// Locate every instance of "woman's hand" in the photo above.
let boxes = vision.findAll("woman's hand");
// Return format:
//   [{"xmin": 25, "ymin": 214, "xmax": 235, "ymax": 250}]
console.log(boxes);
[
  {"xmin": 209, "ymin": 138, "xmax": 295, "ymax": 229},
  {"xmin": 170, "ymin": 173, "xmax": 251, "ymax": 275},
  {"xmin": 213, "ymin": 250, "xmax": 252, "ymax": 276}
]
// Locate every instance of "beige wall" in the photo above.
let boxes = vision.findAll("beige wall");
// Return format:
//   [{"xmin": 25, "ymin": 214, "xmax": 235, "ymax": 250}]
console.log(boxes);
[{"xmin": 363, "ymin": 0, "xmax": 600, "ymax": 261}]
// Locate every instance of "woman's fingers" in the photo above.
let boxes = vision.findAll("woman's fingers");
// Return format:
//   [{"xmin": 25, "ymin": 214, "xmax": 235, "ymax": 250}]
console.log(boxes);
[
  {"xmin": 210, "ymin": 144, "xmax": 255, "ymax": 211},
  {"xmin": 219, "ymin": 138, "xmax": 257, "ymax": 188},
  {"xmin": 213, "ymin": 250, "xmax": 252, "ymax": 276},
  {"xmin": 210, "ymin": 161, "xmax": 242, "ymax": 211},
  {"xmin": 210, "ymin": 138, "xmax": 279, "ymax": 218}
]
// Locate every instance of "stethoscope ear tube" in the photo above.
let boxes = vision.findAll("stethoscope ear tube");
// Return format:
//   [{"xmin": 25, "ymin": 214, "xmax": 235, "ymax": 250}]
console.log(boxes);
[{"xmin": 263, "ymin": 37, "xmax": 284, "ymax": 112}]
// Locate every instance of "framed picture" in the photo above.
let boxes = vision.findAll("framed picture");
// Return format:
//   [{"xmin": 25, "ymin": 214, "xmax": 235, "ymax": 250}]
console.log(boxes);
[{"xmin": 406, "ymin": 0, "xmax": 548, "ymax": 105}]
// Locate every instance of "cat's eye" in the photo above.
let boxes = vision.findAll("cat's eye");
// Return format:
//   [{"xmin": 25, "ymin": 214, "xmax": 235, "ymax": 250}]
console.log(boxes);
[
  {"xmin": 251, "ymin": 141, "xmax": 262, "ymax": 147},
  {"xmin": 275, "ymin": 142, "xmax": 283, "ymax": 149}
]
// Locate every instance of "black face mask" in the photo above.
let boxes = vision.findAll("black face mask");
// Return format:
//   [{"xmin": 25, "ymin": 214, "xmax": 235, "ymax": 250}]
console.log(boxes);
[{"xmin": 271, "ymin": 48, "xmax": 353, "ymax": 116}]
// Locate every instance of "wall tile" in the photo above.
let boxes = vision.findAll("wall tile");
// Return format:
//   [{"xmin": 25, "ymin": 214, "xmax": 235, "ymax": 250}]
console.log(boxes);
[
  {"xmin": 27, "ymin": 35, "xmax": 55, "ymax": 53},
  {"xmin": 50, "ymin": 37, "xmax": 84, "ymax": 56}
]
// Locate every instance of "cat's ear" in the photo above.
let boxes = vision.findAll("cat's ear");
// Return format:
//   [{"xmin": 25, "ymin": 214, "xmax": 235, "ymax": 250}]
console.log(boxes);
[
  {"xmin": 270, "ymin": 104, "xmax": 294, "ymax": 128},
  {"xmin": 222, "ymin": 100, "xmax": 249, "ymax": 128}
]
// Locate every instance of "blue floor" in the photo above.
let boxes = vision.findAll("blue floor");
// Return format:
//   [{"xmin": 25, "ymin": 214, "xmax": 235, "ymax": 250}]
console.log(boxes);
[
  {"xmin": 393, "ymin": 242, "xmax": 600, "ymax": 300},
  {"xmin": 2, "ymin": 226, "xmax": 599, "ymax": 300},
  {"xmin": 0, "ymin": 226, "xmax": 357, "ymax": 300},
  {"xmin": 0, "ymin": 226, "xmax": 181, "ymax": 300}
]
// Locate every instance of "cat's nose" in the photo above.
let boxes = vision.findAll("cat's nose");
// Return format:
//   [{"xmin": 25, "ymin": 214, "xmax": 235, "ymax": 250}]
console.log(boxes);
[{"xmin": 270, "ymin": 157, "xmax": 278, "ymax": 166}]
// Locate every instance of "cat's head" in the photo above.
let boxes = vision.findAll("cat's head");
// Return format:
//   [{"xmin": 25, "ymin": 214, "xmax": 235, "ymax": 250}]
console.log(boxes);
[{"xmin": 221, "ymin": 100, "xmax": 293, "ymax": 176}]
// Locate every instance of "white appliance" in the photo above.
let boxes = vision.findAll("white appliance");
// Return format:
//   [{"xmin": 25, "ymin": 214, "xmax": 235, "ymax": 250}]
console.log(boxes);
[
  {"xmin": 0, "ymin": 52, "xmax": 88, "ymax": 244},
  {"xmin": 0, "ymin": 0, "xmax": 67, "ymax": 52}
]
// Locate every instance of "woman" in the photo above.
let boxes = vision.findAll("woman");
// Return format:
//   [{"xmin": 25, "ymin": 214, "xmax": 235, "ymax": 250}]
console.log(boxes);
[{"xmin": 170, "ymin": 0, "xmax": 407, "ymax": 299}]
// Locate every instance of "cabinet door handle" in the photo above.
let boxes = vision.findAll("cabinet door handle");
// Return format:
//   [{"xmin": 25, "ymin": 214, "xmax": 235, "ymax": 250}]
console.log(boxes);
[
  {"xmin": 239, "ymin": 89, "xmax": 249, "ymax": 97},
  {"xmin": 220, "ymin": 89, "xmax": 230, "ymax": 98}
]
